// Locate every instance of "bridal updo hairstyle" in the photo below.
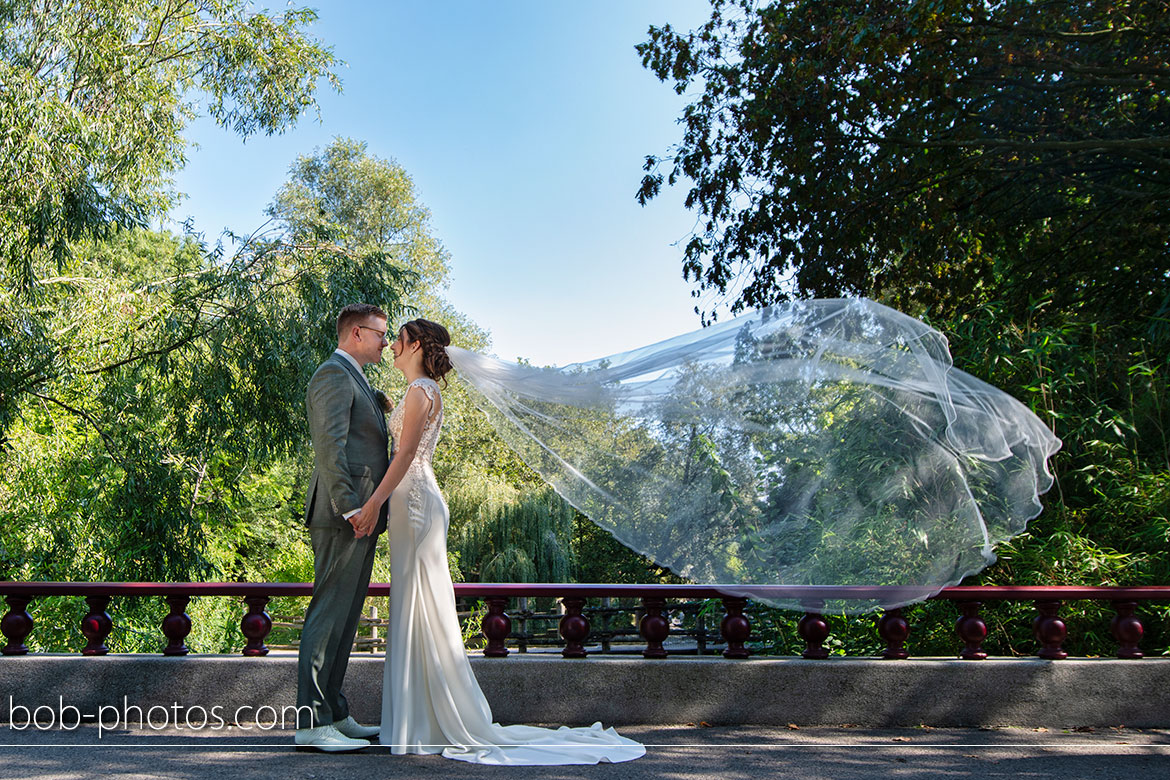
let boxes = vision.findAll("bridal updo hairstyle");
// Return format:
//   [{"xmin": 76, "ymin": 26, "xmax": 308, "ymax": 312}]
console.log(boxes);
[{"xmin": 401, "ymin": 318, "xmax": 452, "ymax": 385}]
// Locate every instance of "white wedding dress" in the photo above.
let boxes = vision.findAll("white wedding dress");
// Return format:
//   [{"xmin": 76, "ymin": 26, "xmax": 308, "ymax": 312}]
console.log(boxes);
[{"xmin": 379, "ymin": 377, "xmax": 645, "ymax": 765}]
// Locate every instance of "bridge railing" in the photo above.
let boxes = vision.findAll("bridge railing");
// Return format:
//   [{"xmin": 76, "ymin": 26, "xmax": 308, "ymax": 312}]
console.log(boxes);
[{"xmin": 1, "ymin": 582, "xmax": 1167, "ymax": 660}]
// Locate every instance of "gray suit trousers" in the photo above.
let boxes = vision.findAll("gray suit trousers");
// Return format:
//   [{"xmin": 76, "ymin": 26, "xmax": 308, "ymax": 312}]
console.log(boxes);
[{"xmin": 296, "ymin": 523, "xmax": 378, "ymax": 727}]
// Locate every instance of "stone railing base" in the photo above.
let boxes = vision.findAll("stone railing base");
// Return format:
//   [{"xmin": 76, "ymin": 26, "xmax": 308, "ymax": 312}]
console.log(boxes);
[{"xmin": 3, "ymin": 655, "xmax": 1168, "ymax": 729}]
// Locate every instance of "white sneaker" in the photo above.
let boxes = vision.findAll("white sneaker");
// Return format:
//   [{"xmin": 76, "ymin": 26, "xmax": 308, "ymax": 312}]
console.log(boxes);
[
  {"xmin": 334, "ymin": 716, "xmax": 380, "ymax": 739},
  {"xmin": 294, "ymin": 723, "xmax": 371, "ymax": 752}
]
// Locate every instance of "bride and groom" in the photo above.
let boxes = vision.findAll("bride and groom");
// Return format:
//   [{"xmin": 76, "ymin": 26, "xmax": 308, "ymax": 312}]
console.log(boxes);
[
  {"xmin": 289, "ymin": 298, "xmax": 1060, "ymax": 762},
  {"xmin": 294, "ymin": 303, "xmax": 645, "ymax": 765}
]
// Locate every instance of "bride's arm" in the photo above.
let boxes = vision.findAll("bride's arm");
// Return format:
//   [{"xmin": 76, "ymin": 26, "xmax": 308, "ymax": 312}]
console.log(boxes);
[{"xmin": 353, "ymin": 385, "xmax": 432, "ymax": 537}]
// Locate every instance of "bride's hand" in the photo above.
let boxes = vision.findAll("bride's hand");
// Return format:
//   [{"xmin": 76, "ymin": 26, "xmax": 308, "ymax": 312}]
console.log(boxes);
[{"xmin": 353, "ymin": 499, "xmax": 379, "ymax": 538}]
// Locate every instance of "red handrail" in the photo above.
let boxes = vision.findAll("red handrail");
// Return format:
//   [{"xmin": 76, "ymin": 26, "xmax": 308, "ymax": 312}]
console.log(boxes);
[
  {"xmin": 2, "ymin": 582, "xmax": 1167, "ymax": 599},
  {"xmin": 2, "ymin": 582, "xmax": 1167, "ymax": 660}
]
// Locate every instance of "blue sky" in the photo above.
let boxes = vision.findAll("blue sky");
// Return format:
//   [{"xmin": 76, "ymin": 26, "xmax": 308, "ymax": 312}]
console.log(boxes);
[{"xmin": 168, "ymin": 0, "xmax": 716, "ymax": 366}]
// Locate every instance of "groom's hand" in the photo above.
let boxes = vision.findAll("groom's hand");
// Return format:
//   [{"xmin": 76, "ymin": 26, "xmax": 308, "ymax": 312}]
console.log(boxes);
[
  {"xmin": 352, "ymin": 500, "xmax": 379, "ymax": 538},
  {"xmin": 347, "ymin": 511, "xmax": 364, "ymax": 537}
]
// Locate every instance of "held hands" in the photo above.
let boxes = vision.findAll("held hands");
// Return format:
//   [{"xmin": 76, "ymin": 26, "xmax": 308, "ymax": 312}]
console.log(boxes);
[
  {"xmin": 349, "ymin": 385, "xmax": 429, "ymax": 539},
  {"xmin": 351, "ymin": 498, "xmax": 381, "ymax": 538}
]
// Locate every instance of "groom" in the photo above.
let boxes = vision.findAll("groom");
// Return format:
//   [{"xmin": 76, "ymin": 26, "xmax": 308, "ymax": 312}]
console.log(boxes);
[{"xmin": 295, "ymin": 303, "xmax": 391, "ymax": 752}]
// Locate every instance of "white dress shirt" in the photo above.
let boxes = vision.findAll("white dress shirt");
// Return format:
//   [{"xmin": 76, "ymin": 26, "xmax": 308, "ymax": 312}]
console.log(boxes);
[{"xmin": 333, "ymin": 348, "xmax": 370, "ymax": 389}]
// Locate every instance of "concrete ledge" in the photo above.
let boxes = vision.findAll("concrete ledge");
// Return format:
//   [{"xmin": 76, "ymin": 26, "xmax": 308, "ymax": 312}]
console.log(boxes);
[{"xmin": 3, "ymin": 654, "xmax": 1168, "ymax": 728}]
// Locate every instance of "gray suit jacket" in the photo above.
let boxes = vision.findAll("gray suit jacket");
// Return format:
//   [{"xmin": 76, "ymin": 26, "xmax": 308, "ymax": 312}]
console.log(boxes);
[{"xmin": 304, "ymin": 353, "xmax": 390, "ymax": 534}]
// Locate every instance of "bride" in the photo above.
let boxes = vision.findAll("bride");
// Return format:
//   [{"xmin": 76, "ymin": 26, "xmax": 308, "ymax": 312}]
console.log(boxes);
[{"xmin": 352, "ymin": 318, "xmax": 645, "ymax": 765}]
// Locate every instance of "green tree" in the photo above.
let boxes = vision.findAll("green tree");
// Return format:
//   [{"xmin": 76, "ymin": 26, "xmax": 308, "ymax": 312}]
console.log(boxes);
[
  {"xmin": 1, "ymin": 0, "xmax": 340, "ymax": 292},
  {"xmin": 265, "ymin": 138, "xmax": 494, "ymax": 364},
  {"xmin": 0, "ymin": 223, "xmax": 413, "ymax": 650},
  {"xmin": 452, "ymin": 489, "xmax": 575, "ymax": 583},
  {"xmin": 0, "ymin": 1, "xmax": 351, "ymax": 650},
  {"xmin": 637, "ymin": 0, "xmax": 1169, "ymax": 324},
  {"xmin": 637, "ymin": 0, "xmax": 1170, "ymax": 652},
  {"xmin": 0, "ymin": 224, "xmax": 414, "ymax": 573},
  {"xmin": 1, "ymin": 0, "xmax": 341, "ymax": 441},
  {"xmin": 268, "ymin": 137, "xmax": 449, "ymax": 292}
]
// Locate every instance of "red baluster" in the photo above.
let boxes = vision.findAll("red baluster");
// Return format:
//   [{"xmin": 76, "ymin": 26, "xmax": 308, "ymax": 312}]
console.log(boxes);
[
  {"xmin": 798, "ymin": 608, "xmax": 829, "ymax": 659},
  {"xmin": 241, "ymin": 595, "xmax": 271, "ymax": 656},
  {"xmin": 162, "ymin": 595, "xmax": 192, "ymax": 656},
  {"xmin": 81, "ymin": 596, "xmax": 112, "ymax": 656},
  {"xmin": 558, "ymin": 597, "xmax": 589, "ymax": 658},
  {"xmin": 2, "ymin": 595, "xmax": 34, "ymax": 655},
  {"xmin": 640, "ymin": 597, "xmax": 669, "ymax": 659},
  {"xmin": 720, "ymin": 597, "xmax": 751, "ymax": 659},
  {"xmin": 1110, "ymin": 601, "xmax": 1143, "ymax": 659},
  {"xmin": 1033, "ymin": 600, "xmax": 1067, "ymax": 660},
  {"xmin": 956, "ymin": 601, "xmax": 987, "ymax": 660},
  {"xmin": 482, "ymin": 597, "xmax": 511, "ymax": 657},
  {"xmin": 878, "ymin": 608, "xmax": 909, "ymax": 659}
]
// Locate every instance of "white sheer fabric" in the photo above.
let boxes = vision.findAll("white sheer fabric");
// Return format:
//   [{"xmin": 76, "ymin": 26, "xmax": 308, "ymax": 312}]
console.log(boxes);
[
  {"xmin": 447, "ymin": 298, "xmax": 1062, "ymax": 614},
  {"xmin": 380, "ymin": 377, "xmax": 645, "ymax": 764}
]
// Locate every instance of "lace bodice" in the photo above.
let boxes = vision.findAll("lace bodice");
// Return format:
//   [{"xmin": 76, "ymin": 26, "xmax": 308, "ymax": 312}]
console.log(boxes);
[{"xmin": 388, "ymin": 377, "xmax": 443, "ymax": 472}]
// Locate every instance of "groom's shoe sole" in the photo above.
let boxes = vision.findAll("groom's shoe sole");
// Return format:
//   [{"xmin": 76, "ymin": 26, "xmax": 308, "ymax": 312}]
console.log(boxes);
[
  {"xmin": 336, "ymin": 728, "xmax": 380, "ymax": 739},
  {"xmin": 294, "ymin": 744, "xmax": 371, "ymax": 753}
]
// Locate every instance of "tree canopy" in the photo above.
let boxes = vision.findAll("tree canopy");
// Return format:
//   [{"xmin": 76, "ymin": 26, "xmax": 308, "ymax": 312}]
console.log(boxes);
[
  {"xmin": 0, "ymin": 0, "xmax": 340, "ymax": 294},
  {"xmin": 638, "ymin": 2, "xmax": 1170, "ymax": 628},
  {"xmin": 0, "ymin": 0, "xmax": 353, "ymax": 587},
  {"xmin": 1, "ymin": 0, "xmax": 343, "ymax": 447},
  {"xmin": 268, "ymin": 138, "xmax": 452, "ymax": 292},
  {"xmin": 638, "ymin": 0, "xmax": 1170, "ymax": 324}
]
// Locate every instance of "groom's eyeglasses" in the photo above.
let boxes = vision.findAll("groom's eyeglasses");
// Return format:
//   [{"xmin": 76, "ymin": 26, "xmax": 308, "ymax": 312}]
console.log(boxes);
[{"xmin": 359, "ymin": 325, "xmax": 389, "ymax": 343}]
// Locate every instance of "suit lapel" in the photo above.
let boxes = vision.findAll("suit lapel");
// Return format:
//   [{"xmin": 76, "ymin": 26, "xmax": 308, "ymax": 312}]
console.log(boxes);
[{"xmin": 331, "ymin": 354, "xmax": 387, "ymax": 434}]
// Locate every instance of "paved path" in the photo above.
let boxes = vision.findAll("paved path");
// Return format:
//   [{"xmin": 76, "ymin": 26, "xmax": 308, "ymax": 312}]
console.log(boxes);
[{"xmin": 3, "ymin": 725, "xmax": 1167, "ymax": 779}]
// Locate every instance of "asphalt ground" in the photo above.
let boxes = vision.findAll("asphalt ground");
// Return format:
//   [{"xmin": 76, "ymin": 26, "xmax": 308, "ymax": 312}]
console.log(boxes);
[{"xmin": 2, "ymin": 724, "xmax": 1167, "ymax": 780}]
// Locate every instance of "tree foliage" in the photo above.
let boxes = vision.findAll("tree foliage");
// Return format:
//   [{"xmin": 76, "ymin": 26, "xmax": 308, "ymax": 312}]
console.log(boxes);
[
  {"xmin": 0, "ymin": 225, "xmax": 412, "ymax": 581},
  {"xmin": 0, "ymin": 0, "xmax": 340, "ymax": 293},
  {"xmin": 1, "ymin": 0, "xmax": 341, "ymax": 444},
  {"xmin": 0, "ymin": 0, "xmax": 352, "ymax": 646},
  {"xmin": 639, "ymin": 1, "xmax": 1170, "ymax": 643},
  {"xmin": 638, "ymin": 0, "xmax": 1170, "ymax": 324},
  {"xmin": 268, "ymin": 138, "xmax": 451, "ymax": 292},
  {"xmin": 0, "ymin": 0, "xmax": 349, "ymax": 573}
]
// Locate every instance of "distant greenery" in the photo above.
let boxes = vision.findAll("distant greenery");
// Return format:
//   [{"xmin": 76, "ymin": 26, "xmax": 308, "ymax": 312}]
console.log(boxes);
[
  {"xmin": 4, "ymin": 0, "xmax": 1167, "ymax": 659},
  {"xmin": 638, "ymin": 0, "xmax": 1170, "ymax": 655},
  {"xmin": 0, "ymin": 124, "xmax": 670, "ymax": 652},
  {"xmin": 0, "ymin": 0, "xmax": 351, "ymax": 651}
]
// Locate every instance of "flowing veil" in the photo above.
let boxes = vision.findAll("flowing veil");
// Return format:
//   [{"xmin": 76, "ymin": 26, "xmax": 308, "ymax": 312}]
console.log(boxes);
[{"xmin": 447, "ymin": 298, "xmax": 1061, "ymax": 613}]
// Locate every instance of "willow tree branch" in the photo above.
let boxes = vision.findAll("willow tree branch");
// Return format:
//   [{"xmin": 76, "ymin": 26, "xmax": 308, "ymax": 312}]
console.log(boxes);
[{"xmin": 28, "ymin": 391, "xmax": 125, "ymax": 466}]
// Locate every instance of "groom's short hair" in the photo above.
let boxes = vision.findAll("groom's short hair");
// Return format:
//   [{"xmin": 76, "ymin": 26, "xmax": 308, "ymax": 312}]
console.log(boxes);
[{"xmin": 336, "ymin": 303, "xmax": 387, "ymax": 339}]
